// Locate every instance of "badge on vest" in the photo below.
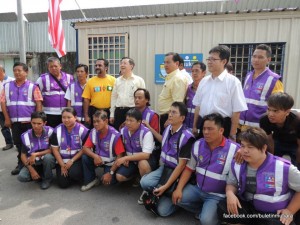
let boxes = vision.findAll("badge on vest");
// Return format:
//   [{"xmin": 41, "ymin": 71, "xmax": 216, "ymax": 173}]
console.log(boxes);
[
  {"xmin": 103, "ymin": 141, "xmax": 110, "ymax": 151},
  {"xmin": 74, "ymin": 135, "xmax": 80, "ymax": 144},
  {"xmin": 264, "ymin": 172, "xmax": 275, "ymax": 189},
  {"xmin": 255, "ymin": 83, "xmax": 264, "ymax": 94},
  {"xmin": 198, "ymin": 155, "xmax": 203, "ymax": 162},
  {"xmin": 216, "ymin": 152, "xmax": 227, "ymax": 165}
]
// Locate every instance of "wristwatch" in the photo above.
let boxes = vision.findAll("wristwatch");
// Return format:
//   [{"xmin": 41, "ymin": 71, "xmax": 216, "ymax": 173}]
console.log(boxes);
[{"xmin": 109, "ymin": 170, "xmax": 114, "ymax": 175}]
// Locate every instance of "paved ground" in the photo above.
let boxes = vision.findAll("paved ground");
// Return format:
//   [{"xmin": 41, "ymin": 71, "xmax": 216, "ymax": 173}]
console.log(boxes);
[{"xmin": 0, "ymin": 135, "xmax": 197, "ymax": 225}]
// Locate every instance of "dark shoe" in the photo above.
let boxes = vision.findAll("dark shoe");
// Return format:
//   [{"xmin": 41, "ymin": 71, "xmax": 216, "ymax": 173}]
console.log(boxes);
[
  {"xmin": 11, "ymin": 166, "xmax": 20, "ymax": 175},
  {"xmin": 40, "ymin": 180, "xmax": 51, "ymax": 190},
  {"xmin": 138, "ymin": 191, "xmax": 147, "ymax": 205},
  {"xmin": 2, "ymin": 144, "xmax": 13, "ymax": 151}
]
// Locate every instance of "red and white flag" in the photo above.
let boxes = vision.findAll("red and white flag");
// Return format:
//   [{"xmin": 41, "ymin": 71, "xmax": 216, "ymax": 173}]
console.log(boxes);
[{"xmin": 48, "ymin": 0, "xmax": 66, "ymax": 58}]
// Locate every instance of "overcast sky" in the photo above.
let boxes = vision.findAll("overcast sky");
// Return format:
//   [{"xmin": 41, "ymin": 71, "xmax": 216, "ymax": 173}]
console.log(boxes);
[{"xmin": 0, "ymin": 0, "xmax": 219, "ymax": 14}]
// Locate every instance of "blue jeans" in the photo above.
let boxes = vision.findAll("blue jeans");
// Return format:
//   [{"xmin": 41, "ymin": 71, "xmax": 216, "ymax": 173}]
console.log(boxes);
[
  {"xmin": 177, "ymin": 184, "xmax": 224, "ymax": 225},
  {"xmin": 82, "ymin": 154, "xmax": 117, "ymax": 185},
  {"xmin": 18, "ymin": 154, "xmax": 55, "ymax": 182},
  {"xmin": 140, "ymin": 165, "xmax": 178, "ymax": 217},
  {"xmin": 0, "ymin": 112, "xmax": 13, "ymax": 145}
]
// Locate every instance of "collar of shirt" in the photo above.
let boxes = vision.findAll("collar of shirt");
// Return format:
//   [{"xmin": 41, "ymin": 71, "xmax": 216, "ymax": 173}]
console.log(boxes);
[
  {"xmin": 165, "ymin": 69, "xmax": 179, "ymax": 81},
  {"xmin": 99, "ymin": 128, "xmax": 109, "ymax": 139},
  {"xmin": 32, "ymin": 127, "xmax": 47, "ymax": 138},
  {"xmin": 120, "ymin": 73, "xmax": 134, "ymax": 80},
  {"xmin": 209, "ymin": 69, "xmax": 227, "ymax": 82},
  {"xmin": 205, "ymin": 136, "xmax": 226, "ymax": 151},
  {"xmin": 253, "ymin": 67, "xmax": 268, "ymax": 79},
  {"xmin": 169, "ymin": 124, "xmax": 183, "ymax": 135}
]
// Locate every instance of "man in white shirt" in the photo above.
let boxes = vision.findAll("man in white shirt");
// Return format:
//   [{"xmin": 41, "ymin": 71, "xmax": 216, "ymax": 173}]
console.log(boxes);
[
  {"xmin": 110, "ymin": 57, "xmax": 145, "ymax": 131},
  {"xmin": 192, "ymin": 45, "xmax": 247, "ymax": 141},
  {"xmin": 0, "ymin": 65, "xmax": 14, "ymax": 151}
]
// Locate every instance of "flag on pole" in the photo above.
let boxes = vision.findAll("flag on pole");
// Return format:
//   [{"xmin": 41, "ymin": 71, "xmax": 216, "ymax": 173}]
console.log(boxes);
[{"xmin": 48, "ymin": 0, "xmax": 66, "ymax": 58}]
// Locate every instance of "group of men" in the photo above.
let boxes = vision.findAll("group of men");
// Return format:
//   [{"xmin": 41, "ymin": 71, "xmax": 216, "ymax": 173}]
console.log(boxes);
[{"xmin": 0, "ymin": 43, "xmax": 300, "ymax": 225}]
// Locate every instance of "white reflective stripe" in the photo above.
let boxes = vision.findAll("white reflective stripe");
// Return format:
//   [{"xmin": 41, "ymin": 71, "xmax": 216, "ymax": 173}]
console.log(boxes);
[
  {"xmin": 43, "ymin": 107, "xmax": 66, "ymax": 114},
  {"xmin": 139, "ymin": 129, "xmax": 144, "ymax": 149},
  {"xmin": 4, "ymin": 84, "xmax": 10, "ymax": 104},
  {"xmin": 187, "ymin": 107, "xmax": 195, "ymax": 113},
  {"xmin": 145, "ymin": 112, "xmax": 151, "ymax": 123},
  {"xmin": 178, "ymin": 133, "xmax": 185, "ymax": 148},
  {"xmin": 60, "ymin": 149, "xmax": 80, "ymax": 155},
  {"xmin": 72, "ymin": 102, "xmax": 82, "ymax": 106},
  {"xmin": 101, "ymin": 156, "xmax": 114, "ymax": 166},
  {"xmin": 234, "ymin": 163, "xmax": 241, "ymax": 184},
  {"xmin": 243, "ymin": 75, "xmax": 251, "ymax": 88},
  {"xmin": 47, "ymin": 128, "xmax": 54, "ymax": 136},
  {"xmin": 57, "ymin": 127, "xmax": 62, "ymax": 146},
  {"xmin": 109, "ymin": 134, "xmax": 115, "ymax": 159},
  {"xmin": 67, "ymin": 74, "xmax": 71, "ymax": 84},
  {"xmin": 28, "ymin": 83, "xmax": 34, "ymax": 99},
  {"xmin": 193, "ymin": 141, "xmax": 200, "ymax": 156},
  {"xmin": 161, "ymin": 151, "xmax": 177, "ymax": 165},
  {"xmin": 45, "ymin": 75, "xmax": 50, "ymax": 91},
  {"xmin": 78, "ymin": 126, "xmax": 84, "ymax": 146},
  {"xmin": 77, "ymin": 116, "xmax": 84, "ymax": 121},
  {"xmin": 43, "ymin": 91, "xmax": 65, "ymax": 95},
  {"xmin": 274, "ymin": 160, "xmax": 284, "ymax": 196},
  {"xmin": 261, "ymin": 76, "xmax": 274, "ymax": 101},
  {"xmin": 208, "ymin": 192, "xmax": 226, "ymax": 198},
  {"xmin": 196, "ymin": 167, "xmax": 227, "ymax": 181},
  {"xmin": 11, "ymin": 117, "xmax": 31, "ymax": 122},
  {"xmin": 254, "ymin": 192, "xmax": 291, "ymax": 203},
  {"xmin": 245, "ymin": 98, "xmax": 267, "ymax": 107},
  {"xmin": 24, "ymin": 132, "xmax": 31, "ymax": 146},
  {"xmin": 239, "ymin": 120, "xmax": 260, "ymax": 127},
  {"xmin": 70, "ymin": 83, "xmax": 75, "ymax": 104},
  {"xmin": 6, "ymin": 101, "xmax": 35, "ymax": 106},
  {"xmin": 222, "ymin": 143, "xmax": 236, "ymax": 175},
  {"xmin": 92, "ymin": 129, "xmax": 97, "ymax": 144},
  {"xmin": 161, "ymin": 125, "xmax": 171, "ymax": 147}
]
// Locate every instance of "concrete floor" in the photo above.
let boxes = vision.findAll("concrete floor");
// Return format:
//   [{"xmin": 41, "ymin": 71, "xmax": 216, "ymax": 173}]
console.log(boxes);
[{"xmin": 0, "ymin": 135, "xmax": 197, "ymax": 225}]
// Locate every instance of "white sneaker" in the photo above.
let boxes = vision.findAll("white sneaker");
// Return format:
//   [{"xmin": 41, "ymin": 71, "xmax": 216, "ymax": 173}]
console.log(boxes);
[
  {"xmin": 137, "ymin": 190, "xmax": 147, "ymax": 205},
  {"xmin": 80, "ymin": 178, "xmax": 100, "ymax": 192}
]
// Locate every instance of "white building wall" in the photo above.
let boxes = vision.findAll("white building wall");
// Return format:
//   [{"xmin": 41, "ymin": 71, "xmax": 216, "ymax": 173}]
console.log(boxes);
[{"xmin": 75, "ymin": 11, "xmax": 300, "ymax": 109}]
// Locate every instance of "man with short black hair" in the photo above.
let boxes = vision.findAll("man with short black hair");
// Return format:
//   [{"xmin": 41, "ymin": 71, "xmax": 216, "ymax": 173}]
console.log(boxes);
[
  {"xmin": 82, "ymin": 58, "xmax": 115, "ymax": 127},
  {"xmin": 193, "ymin": 45, "xmax": 247, "ymax": 140},
  {"xmin": 260, "ymin": 92, "xmax": 300, "ymax": 166},
  {"xmin": 239, "ymin": 44, "xmax": 283, "ymax": 130},
  {"xmin": 18, "ymin": 111, "xmax": 55, "ymax": 190},
  {"xmin": 158, "ymin": 52, "xmax": 188, "ymax": 134}
]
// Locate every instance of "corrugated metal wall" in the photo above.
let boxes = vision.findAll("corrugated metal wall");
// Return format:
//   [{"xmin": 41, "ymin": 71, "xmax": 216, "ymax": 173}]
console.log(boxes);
[
  {"xmin": 0, "ymin": 20, "xmax": 76, "ymax": 53},
  {"xmin": 78, "ymin": 11, "xmax": 300, "ymax": 109}
]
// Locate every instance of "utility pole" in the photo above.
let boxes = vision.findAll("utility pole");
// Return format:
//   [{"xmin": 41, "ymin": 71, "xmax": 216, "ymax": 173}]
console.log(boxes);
[{"xmin": 17, "ymin": 0, "xmax": 26, "ymax": 63}]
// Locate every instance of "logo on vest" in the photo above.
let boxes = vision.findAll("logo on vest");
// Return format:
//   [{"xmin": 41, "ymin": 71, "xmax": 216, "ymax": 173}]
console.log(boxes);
[
  {"xmin": 199, "ymin": 155, "xmax": 203, "ymax": 162},
  {"xmin": 255, "ymin": 83, "xmax": 264, "ymax": 94},
  {"xmin": 264, "ymin": 172, "xmax": 275, "ymax": 189},
  {"xmin": 172, "ymin": 141, "xmax": 178, "ymax": 150},
  {"xmin": 216, "ymin": 152, "xmax": 227, "ymax": 165},
  {"xmin": 74, "ymin": 135, "xmax": 80, "ymax": 144},
  {"xmin": 104, "ymin": 141, "xmax": 110, "ymax": 151}
]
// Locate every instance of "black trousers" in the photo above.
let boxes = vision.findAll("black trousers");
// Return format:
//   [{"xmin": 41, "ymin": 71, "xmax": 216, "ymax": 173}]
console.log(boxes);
[
  {"xmin": 113, "ymin": 107, "xmax": 133, "ymax": 131},
  {"xmin": 56, "ymin": 160, "xmax": 83, "ymax": 189},
  {"xmin": 159, "ymin": 113, "xmax": 169, "ymax": 135},
  {"xmin": 46, "ymin": 114, "xmax": 62, "ymax": 128}
]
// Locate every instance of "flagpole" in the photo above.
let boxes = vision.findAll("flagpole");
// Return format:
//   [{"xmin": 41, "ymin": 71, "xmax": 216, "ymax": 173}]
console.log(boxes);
[{"xmin": 17, "ymin": 0, "xmax": 26, "ymax": 63}]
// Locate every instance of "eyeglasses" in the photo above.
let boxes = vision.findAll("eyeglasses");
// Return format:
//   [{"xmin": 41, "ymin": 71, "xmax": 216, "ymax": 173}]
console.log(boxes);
[
  {"xmin": 168, "ymin": 110, "xmax": 179, "ymax": 116},
  {"xmin": 206, "ymin": 58, "xmax": 222, "ymax": 62}
]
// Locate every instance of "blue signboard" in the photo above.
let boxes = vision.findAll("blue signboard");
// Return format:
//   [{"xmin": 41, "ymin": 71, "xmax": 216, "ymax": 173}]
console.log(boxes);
[{"xmin": 155, "ymin": 53, "xmax": 203, "ymax": 84}]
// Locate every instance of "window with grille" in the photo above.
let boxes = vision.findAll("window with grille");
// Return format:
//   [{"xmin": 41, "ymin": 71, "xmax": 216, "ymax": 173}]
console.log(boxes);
[
  {"xmin": 88, "ymin": 33, "xmax": 128, "ymax": 77},
  {"xmin": 221, "ymin": 42, "xmax": 286, "ymax": 85}
]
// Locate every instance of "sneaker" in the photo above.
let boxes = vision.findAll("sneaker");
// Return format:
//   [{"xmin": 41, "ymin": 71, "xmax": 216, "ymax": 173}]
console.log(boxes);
[
  {"xmin": 40, "ymin": 179, "xmax": 52, "ymax": 190},
  {"xmin": 11, "ymin": 166, "xmax": 20, "ymax": 175},
  {"xmin": 138, "ymin": 191, "xmax": 147, "ymax": 205},
  {"xmin": 2, "ymin": 144, "xmax": 13, "ymax": 151},
  {"xmin": 80, "ymin": 178, "xmax": 100, "ymax": 192},
  {"xmin": 132, "ymin": 176, "xmax": 141, "ymax": 187}
]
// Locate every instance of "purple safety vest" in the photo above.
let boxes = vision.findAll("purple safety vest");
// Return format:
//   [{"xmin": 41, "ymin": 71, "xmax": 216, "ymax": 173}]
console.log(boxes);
[
  {"xmin": 90, "ymin": 125, "xmax": 121, "ymax": 166},
  {"xmin": 240, "ymin": 68, "xmax": 280, "ymax": 127},
  {"xmin": 37, "ymin": 72, "xmax": 73, "ymax": 115},
  {"xmin": 55, "ymin": 122, "xmax": 89, "ymax": 162},
  {"xmin": 160, "ymin": 125, "xmax": 194, "ymax": 168},
  {"xmin": 184, "ymin": 83, "xmax": 197, "ymax": 129},
  {"xmin": 121, "ymin": 124, "xmax": 151, "ymax": 155},
  {"xmin": 232, "ymin": 153, "xmax": 292, "ymax": 213},
  {"xmin": 142, "ymin": 107, "xmax": 157, "ymax": 124},
  {"xmin": 4, "ymin": 80, "xmax": 36, "ymax": 122},
  {"xmin": 21, "ymin": 126, "xmax": 54, "ymax": 160},
  {"xmin": 68, "ymin": 81, "xmax": 85, "ymax": 121},
  {"xmin": 193, "ymin": 138, "xmax": 239, "ymax": 196}
]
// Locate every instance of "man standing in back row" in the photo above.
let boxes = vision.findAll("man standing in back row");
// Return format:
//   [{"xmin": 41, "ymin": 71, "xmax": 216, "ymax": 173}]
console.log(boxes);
[
  {"xmin": 193, "ymin": 45, "xmax": 247, "ymax": 141},
  {"xmin": 158, "ymin": 52, "xmax": 188, "ymax": 134},
  {"xmin": 36, "ymin": 57, "xmax": 74, "ymax": 128},
  {"xmin": 239, "ymin": 44, "xmax": 283, "ymax": 131}
]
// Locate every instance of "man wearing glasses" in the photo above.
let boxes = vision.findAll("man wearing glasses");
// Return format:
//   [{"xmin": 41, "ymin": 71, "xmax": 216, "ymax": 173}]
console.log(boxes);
[
  {"xmin": 239, "ymin": 44, "xmax": 283, "ymax": 131},
  {"xmin": 192, "ymin": 45, "xmax": 247, "ymax": 141}
]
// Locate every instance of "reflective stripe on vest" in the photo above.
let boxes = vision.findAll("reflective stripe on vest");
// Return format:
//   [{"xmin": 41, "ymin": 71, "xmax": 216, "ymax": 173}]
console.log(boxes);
[{"xmin": 160, "ymin": 151, "xmax": 177, "ymax": 165}]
